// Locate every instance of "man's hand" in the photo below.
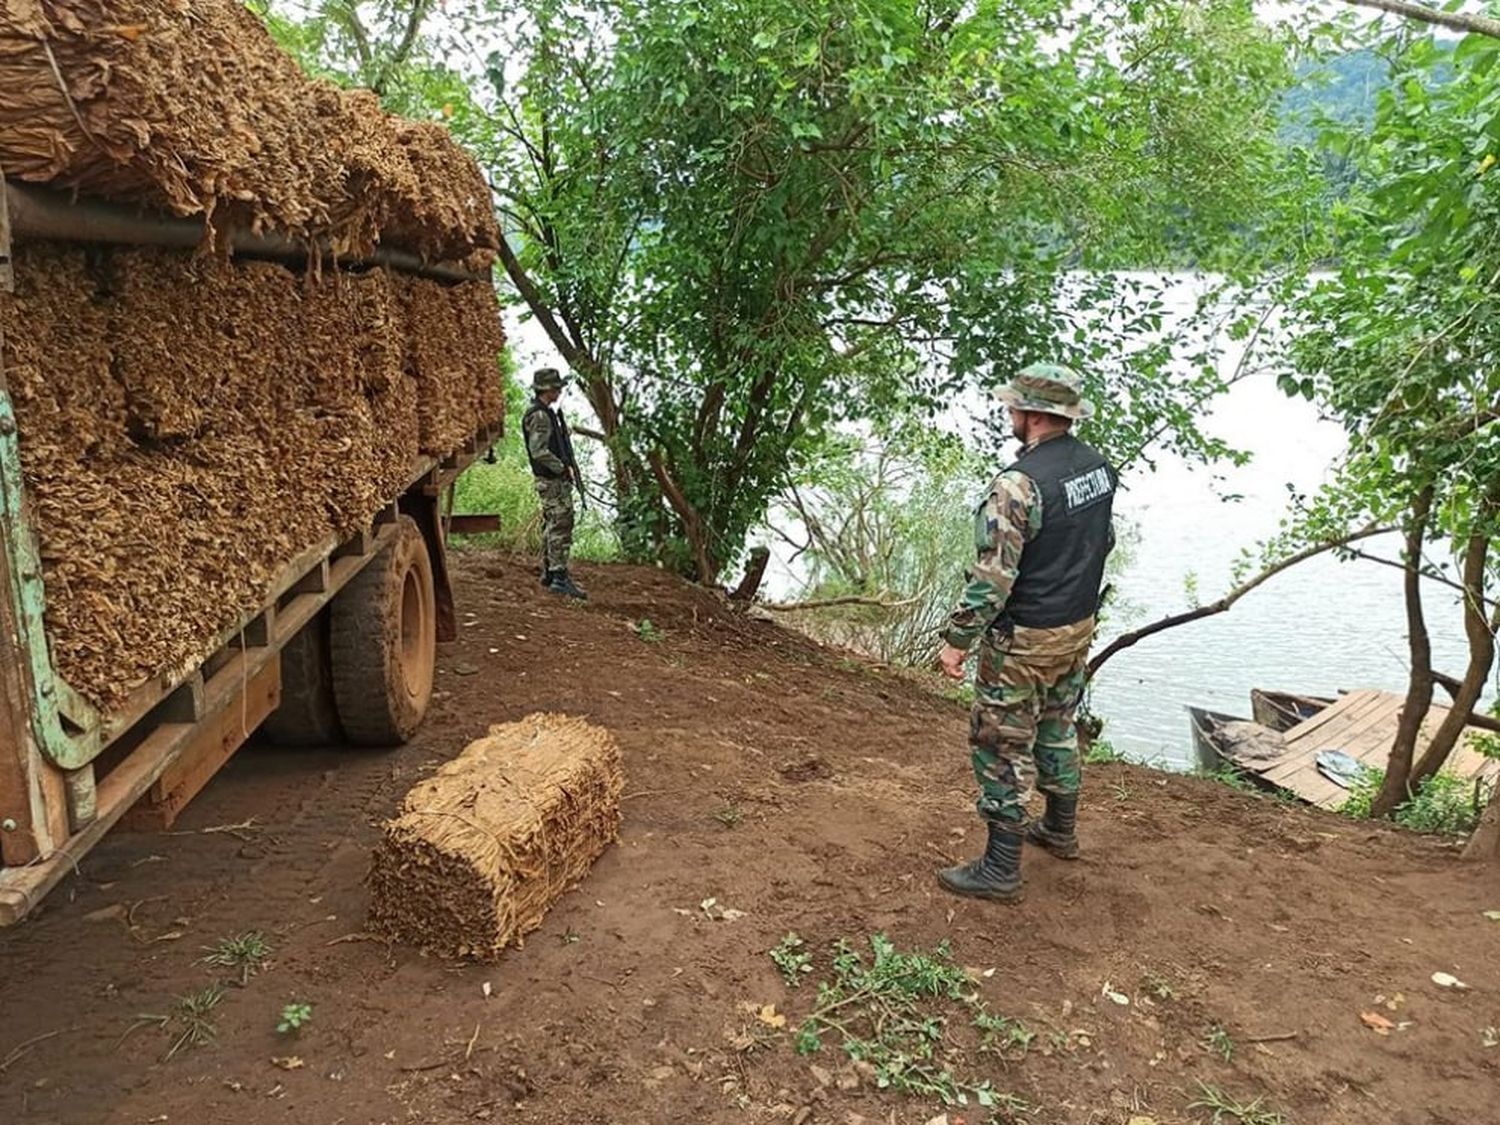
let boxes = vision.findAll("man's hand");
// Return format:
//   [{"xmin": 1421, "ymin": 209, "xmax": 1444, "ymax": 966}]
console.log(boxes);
[{"xmin": 937, "ymin": 643, "xmax": 968, "ymax": 681}]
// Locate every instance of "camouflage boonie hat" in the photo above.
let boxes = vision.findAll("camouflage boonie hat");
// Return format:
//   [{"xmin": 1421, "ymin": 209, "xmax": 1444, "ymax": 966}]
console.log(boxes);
[
  {"xmin": 993, "ymin": 362, "xmax": 1093, "ymax": 420},
  {"xmin": 533, "ymin": 367, "xmax": 566, "ymax": 392}
]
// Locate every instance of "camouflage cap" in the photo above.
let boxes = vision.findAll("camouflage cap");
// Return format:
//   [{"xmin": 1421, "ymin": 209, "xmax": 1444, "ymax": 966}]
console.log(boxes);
[
  {"xmin": 993, "ymin": 361, "xmax": 1093, "ymax": 420},
  {"xmin": 533, "ymin": 367, "xmax": 567, "ymax": 392}
]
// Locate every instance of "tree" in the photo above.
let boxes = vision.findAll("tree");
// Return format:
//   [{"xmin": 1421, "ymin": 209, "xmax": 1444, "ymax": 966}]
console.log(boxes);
[
  {"xmin": 1285, "ymin": 27, "xmax": 1500, "ymax": 838},
  {"xmin": 265, "ymin": 0, "xmax": 1315, "ymax": 583}
]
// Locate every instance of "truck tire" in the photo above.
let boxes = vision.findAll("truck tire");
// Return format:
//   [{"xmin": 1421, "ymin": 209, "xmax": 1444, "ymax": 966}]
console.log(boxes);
[
  {"xmin": 329, "ymin": 515, "xmax": 436, "ymax": 746},
  {"xmin": 260, "ymin": 610, "xmax": 345, "ymax": 746}
]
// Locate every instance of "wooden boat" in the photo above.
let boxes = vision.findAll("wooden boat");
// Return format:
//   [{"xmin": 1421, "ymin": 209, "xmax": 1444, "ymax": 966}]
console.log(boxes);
[
  {"xmin": 1187, "ymin": 706, "xmax": 1252, "ymax": 774},
  {"xmin": 1187, "ymin": 706, "xmax": 1294, "ymax": 791},
  {"xmin": 1250, "ymin": 688, "xmax": 1336, "ymax": 733}
]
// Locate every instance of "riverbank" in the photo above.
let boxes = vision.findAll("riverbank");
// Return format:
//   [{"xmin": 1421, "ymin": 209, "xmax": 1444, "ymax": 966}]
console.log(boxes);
[{"xmin": 1, "ymin": 554, "xmax": 1495, "ymax": 1125}]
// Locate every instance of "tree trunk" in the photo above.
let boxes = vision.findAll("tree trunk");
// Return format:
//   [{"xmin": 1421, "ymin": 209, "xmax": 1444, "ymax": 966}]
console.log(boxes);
[
  {"xmin": 1409, "ymin": 525, "xmax": 1497, "ymax": 788},
  {"xmin": 1462, "ymin": 789, "xmax": 1500, "ymax": 861},
  {"xmin": 1371, "ymin": 487, "xmax": 1436, "ymax": 819}
]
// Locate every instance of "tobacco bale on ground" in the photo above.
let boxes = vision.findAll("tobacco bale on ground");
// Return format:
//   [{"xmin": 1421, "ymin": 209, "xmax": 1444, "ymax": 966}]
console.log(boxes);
[
  {"xmin": 0, "ymin": 0, "xmax": 498, "ymax": 261},
  {"xmin": 6, "ymin": 243, "xmax": 502, "ymax": 710},
  {"xmin": 368, "ymin": 713, "xmax": 623, "ymax": 960}
]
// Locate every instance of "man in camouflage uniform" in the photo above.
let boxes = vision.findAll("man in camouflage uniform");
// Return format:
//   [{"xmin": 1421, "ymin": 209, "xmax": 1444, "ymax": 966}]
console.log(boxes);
[
  {"xmin": 523, "ymin": 367, "xmax": 587, "ymax": 600},
  {"xmin": 935, "ymin": 362, "xmax": 1117, "ymax": 904}
]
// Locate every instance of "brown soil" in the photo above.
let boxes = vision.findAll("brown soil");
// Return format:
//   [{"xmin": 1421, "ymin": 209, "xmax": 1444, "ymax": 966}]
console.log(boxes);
[{"xmin": 1, "ymin": 553, "xmax": 1496, "ymax": 1125}]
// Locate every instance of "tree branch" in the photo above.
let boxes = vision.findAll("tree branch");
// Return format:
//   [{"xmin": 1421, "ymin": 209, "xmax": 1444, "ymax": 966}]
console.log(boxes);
[
  {"xmin": 1088, "ymin": 524, "xmax": 1394, "ymax": 677},
  {"xmin": 371, "ymin": 0, "xmax": 432, "ymax": 95},
  {"xmin": 761, "ymin": 594, "xmax": 919, "ymax": 612},
  {"xmin": 1336, "ymin": 547, "xmax": 1499, "ymax": 613},
  {"xmin": 647, "ymin": 450, "xmax": 715, "ymax": 583},
  {"xmin": 1345, "ymin": 0, "xmax": 1500, "ymax": 40}
]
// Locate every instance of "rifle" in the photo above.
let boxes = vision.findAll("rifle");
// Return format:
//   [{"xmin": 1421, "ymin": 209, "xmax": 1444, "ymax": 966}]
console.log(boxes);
[{"xmin": 557, "ymin": 406, "xmax": 587, "ymax": 511}]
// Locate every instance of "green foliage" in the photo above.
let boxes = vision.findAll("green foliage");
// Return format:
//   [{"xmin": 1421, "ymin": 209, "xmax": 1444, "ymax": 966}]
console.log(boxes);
[
  {"xmin": 771, "ymin": 933, "xmax": 1032, "ymax": 1111},
  {"xmin": 264, "ymin": 0, "xmax": 1320, "ymax": 583},
  {"xmin": 199, "ymin": 932, "xmax": 271, "ymax": 987},
  {"xmin": 1341, "ymin": 769, "xmax": 1486, "ymax": 836},
  {"xmin": 277, "ymin": 1002, "xmax": 314, "ymax": 1034},
  {"xmin": 1190, "ymin": 1081, "xmax": 1285, "ymax": 1125},
  {"xmin": 1203, "ymin": 1023, "xmax": 1235, "ymax": 1062},
  {"xmin": 772, "ymin": 430, "xmax": 985, "ymax": 667},
  {"xmin": 769, "ymin": 933, "xmax": 813, "ymax": 988},
  {"xmin": 1195, "ymin": 764, "xmax": 1259, "ymax": 794},
  {"xmin": 1083, "ymin": 737, "xmax": 1126, "ymax": 766},
  {"xmin": 130, "ymin": 985, "xmax": 226, "ymax": 1062},
  {"xmin": 1284, "ymin": 27, "xmax": 1500, "ymax": 580},
  {"xmin": 631, "ymin": 618, "xmax": 664, "ymax": 643}
]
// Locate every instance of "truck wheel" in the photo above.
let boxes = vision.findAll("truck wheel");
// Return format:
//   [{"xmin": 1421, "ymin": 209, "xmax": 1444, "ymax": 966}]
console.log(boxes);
[
  {"xmin": 260, "ymin": 610, "xmax": 345, "ymax": 746},
  {"xmin": 329, "ymin": 515, "xmax": 436, "ymax": 746}
]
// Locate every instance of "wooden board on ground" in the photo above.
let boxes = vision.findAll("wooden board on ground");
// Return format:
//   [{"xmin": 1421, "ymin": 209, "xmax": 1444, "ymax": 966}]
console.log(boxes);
[
  {"xmin": 1258, "ymin": 689, "xmax": 1500, "ymax": 809},
  {"xmin": 367, "ymin": 713, "xmax": 623, "ymax": 960}
]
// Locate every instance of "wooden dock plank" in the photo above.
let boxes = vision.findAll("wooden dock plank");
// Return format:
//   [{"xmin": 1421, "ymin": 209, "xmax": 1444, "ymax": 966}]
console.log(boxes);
[{"xmin": 1258, "ymin": 689, "xmax": 1500, "ymax": 808}]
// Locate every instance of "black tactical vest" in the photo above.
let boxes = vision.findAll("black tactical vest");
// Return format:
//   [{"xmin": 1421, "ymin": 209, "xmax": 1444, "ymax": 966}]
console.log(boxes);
[
  {"xmin": 1003, "ymin": 434, "xmax": 1117, "ymax": 629},
  {"xmin": 524, "ymin": 400, "xmax": 574, "ymax": 479}
]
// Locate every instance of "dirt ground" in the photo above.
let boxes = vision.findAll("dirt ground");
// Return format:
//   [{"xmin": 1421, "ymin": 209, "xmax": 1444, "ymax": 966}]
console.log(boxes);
[{"xmin": 1, "ymin": 552, "xmax": 1497, "ymax": 1125}]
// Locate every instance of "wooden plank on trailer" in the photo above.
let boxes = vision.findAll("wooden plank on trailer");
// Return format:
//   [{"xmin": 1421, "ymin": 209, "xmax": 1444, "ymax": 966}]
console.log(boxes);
[
  {"xmin": 290, "ymin": 558, "xmax": 330, "ymax": 596},
  {"xmin": 333, "ymin": 529, "xmax": 373, "ymax": 560},
  {"xmin": 123, "ymin": 658, "xmax": 281, "ymax": 831}
]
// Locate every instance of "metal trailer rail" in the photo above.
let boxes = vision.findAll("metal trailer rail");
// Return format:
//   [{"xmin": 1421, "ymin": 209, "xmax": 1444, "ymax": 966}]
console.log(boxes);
[{"xmin": 0, "ymin": 179, "xmax": 503, "ymax": 925}]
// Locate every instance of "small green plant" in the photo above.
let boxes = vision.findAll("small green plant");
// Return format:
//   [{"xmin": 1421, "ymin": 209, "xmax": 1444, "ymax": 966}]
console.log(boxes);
[
  {"xmin": 559, "ymin": 927, "xmax": 580, "ymax": 946},
  {"xmin": 1203, "ymin": 1023, "xmax": 1235, "ymax": 1062},
  {"xmin": 1190, "ymin": 1081, "xmax": 1284, "ymax": 1125},
  {"xmin": 1340, "ymin": 768, "xmax": 1486, "ymax": 836},
  {"xmin": 1195, "ymin": 764, "xmax": 1259, "ymax": 794},
  {"xmin": 199, "ymin": 931, "xmax": 270, "ymax": 986},
  {"xmin": 633, "ymin": 618, "xmax": 665, "ymax": 643},
  {"xmin": 277, "ymin": 1002, "xmax": 314, "ymax": 1034},
  {"xmin": 772, "ymin": 933, "xmax": 1030, "ymax": 1110},
  {"xmin": 769, "ymin": 933, "xmax": 813, "ymax": 987},
  {"xmin": 974, "ymin": 1011, "xmax": 1036, "ymax": 1060},
  {"xmin": 1110, "ymin": 781, "xmax": 1132, "ymax": 803},
  {"xmin": 1142, "ymin": 971, "xmax": 1176, "ymax": 1001},
  {"xmin": 945, "ymin": 681, "xmax": 978, "ymax": 706},
  {"xmin": 712, "ymin": 804, "xmax": 743, "ymax": 828},
  {"xmin": 129, "ymin": 984, "xmax": 226, "ymax": 1062},
  {"xmin": 1474, "ymin": 730, "xmax": 1500, "ymax": 761},
  {"xmin": 1183, "ymin": 569, "xmax": 1202, "ymax": 609},
  {"xmin": 1084, "ymin": 737, "xmax": 1125, "ymax": 765}
]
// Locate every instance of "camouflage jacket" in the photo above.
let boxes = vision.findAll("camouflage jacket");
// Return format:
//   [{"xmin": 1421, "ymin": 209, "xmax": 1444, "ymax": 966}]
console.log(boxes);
[{"xmin": 943, "ymin": 464, "xmax": 1096, "ymax": 658}]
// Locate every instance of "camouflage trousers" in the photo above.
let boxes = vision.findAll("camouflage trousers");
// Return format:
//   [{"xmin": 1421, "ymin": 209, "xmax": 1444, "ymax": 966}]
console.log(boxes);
[
  {"xmin": 535, "ymin": 476, "xmax": 575, "ymax": 572},
  {"xmin": 968, "ymin": 642, "xmax": 1087, "ymax": 826}
]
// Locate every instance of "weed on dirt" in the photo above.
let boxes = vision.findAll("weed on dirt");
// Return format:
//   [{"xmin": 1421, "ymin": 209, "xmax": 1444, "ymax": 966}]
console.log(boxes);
[
  {"xmin": 127, "ymin": 984, "xmax": 225, "ymax": 1062},
  {"xmin": 768, "ymin": 933, "xmax": 1035, "ymax": 1114},
  {"xmin": 1190, "ymin": 1081, "xmax": 1285, "ymax": 1124},
  {"xmin": 199, "ymin": 931, "xmax": 270, "ymax": 986}
]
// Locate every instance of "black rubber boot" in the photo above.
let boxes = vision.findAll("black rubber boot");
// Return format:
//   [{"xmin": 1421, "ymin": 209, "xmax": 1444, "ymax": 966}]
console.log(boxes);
[
  {"xmin": 539, "ymin": 567, "xmax": 555, "ymax": 588},
  {"xmin": 936, "ymin": 821, "xmax": 1023, "ymax": 903},
  {"xmin": 547, "ymin": 569, "xmax": 589, "ymax": 600},
  {"xmin": 1026, "ymin": 793, "xmax": 1079, "ymax": 859}
]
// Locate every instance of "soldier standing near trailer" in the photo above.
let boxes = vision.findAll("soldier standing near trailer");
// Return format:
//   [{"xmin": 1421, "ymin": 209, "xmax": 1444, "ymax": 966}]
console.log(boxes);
[
  {"xmin": 935, "ymin": 363, "xmax": 1117, "ymax": 904},
  {"xmin": 524, "ymin": 368, "xmax": 588, "ymax": 600}
]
